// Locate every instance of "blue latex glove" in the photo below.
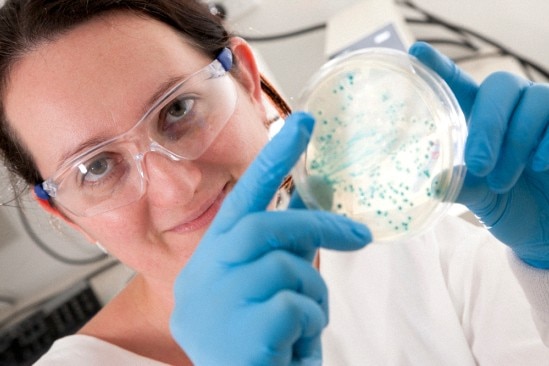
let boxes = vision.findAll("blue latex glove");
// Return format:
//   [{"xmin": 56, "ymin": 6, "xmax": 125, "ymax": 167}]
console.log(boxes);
[
  {"xmin": 409, "ymin": 41, "xmax": 549, "ymax": 269},
  {"xmin": 170, "ymin": 112, "xmax": 371, "ymax": 365}
]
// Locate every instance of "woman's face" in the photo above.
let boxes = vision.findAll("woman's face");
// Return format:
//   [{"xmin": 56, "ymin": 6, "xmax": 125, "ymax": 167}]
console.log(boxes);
[{"xmin": 4, "ymin": 13, "xmax": 270, "ymax": 283}]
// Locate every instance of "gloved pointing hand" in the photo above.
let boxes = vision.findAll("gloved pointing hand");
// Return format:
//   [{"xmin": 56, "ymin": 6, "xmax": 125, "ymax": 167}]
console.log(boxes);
[
  {"xmin": 410, "ymin": 41, "xmax": 549, "ymax": 269},
  {"xmin": 170, "ymin": 112, "xmax": 372, "ymax": 365}
]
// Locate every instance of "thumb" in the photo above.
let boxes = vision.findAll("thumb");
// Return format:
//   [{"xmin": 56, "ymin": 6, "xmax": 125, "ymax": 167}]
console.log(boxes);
[{"xmin": 455, "ymin": 172, "xmax": 497, "ymax": 220}]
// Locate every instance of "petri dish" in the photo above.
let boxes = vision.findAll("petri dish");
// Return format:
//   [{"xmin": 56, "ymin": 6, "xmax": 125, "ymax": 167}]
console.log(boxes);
[{"xmin": 292, "ymin": 47, "xmax": 468, "ymax": 242}]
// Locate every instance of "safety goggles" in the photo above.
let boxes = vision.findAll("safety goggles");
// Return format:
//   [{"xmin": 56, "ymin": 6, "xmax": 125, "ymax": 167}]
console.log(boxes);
[{"xmin": 34, "ymin": 48, "xmax": 236, "ymax": 217}]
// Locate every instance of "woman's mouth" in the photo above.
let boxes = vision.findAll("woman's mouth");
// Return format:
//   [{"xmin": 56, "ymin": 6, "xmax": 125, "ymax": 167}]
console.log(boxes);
[{"xmin": 169, "ymin": 184, "xmax": 229, "ymax": 233}]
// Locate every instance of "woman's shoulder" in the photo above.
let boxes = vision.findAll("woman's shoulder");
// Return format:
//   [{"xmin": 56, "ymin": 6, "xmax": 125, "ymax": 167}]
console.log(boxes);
[
  {"xmin": 73, "ymin": 275, "xmax": 189, "ymax": 365},
  {"xmin": 35, "ymin": 279, "xmax": 169, "ymax": 365},
  {"xmin": 34, "ymin": 334, "xmax": 169, "ymax": 365}
]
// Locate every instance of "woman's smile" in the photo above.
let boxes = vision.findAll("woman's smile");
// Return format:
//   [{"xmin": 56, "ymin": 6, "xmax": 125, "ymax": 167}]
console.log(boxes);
[{"xmin": 167, "ymin": 183, "xmax": 229, "ymax": 233}]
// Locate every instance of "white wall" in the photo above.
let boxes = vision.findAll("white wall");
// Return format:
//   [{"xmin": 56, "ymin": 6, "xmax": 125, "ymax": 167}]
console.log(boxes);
[{"xmin": 413, "ymin": 0, "xmax": 549, "ymax": 71}]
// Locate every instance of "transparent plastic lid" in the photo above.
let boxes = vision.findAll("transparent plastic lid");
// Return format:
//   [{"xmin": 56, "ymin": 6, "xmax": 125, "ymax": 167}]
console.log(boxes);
[{"xmin": 292, "ymin": 47, "xmax": 468, "ymax": 242}]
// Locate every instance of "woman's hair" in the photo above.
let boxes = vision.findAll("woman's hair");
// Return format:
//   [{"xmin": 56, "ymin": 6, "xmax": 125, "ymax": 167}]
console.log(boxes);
[{"xmin": 0, "ymin": 0, "xmax": 290, "ymax": 193}]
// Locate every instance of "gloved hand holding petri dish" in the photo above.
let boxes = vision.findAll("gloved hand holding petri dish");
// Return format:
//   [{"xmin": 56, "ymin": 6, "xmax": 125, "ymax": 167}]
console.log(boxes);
[{"xmin": 292, "ymin": 48, "xmax": 468, "ymax": 242}]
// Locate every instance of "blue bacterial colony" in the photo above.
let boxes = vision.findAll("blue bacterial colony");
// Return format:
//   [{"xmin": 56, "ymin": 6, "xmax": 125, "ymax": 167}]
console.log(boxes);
[{"xmin": 298, "ymin": 66, "xmax": 451, "ymax": 241}]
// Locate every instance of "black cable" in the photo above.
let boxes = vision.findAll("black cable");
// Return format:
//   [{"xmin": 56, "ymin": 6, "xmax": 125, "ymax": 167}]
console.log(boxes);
[
  {"xmin": 16, "ymin": 204, "xmax": 108, "ymax": 266},
  {"xmin": 516, "ymin": 58, "xmax": 537, "ymax": 81},
  {"xmin": 236, "ymin": 1, "xmax": 548, "ymax": 81},
  {"xmin": 451, "ymin": 50, "xmax": 506, "ymax": 64},
  {"xmin": 415, "ymin": 38, "xmax": 477, "ymax": 51},
  {"xmin": 238, "ymin": 22, "xmax": 326, "ymax": 42}
]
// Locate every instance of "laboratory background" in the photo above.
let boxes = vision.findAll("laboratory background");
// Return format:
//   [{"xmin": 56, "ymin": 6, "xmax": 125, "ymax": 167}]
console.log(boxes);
[{"xmin": 1, "ymin": 0, "xmax": 548, "ymax": 364}]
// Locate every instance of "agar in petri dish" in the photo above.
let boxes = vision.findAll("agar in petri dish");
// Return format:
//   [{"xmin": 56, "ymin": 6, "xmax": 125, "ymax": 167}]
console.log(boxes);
[{"xmin": 292, "ymin": 47, "xmax": 468, "ymax": 242}]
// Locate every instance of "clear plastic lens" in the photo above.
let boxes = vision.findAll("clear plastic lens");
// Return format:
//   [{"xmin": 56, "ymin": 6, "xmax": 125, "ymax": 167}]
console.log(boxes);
[
  {"xmin": 157, "ymin": 75, "xmax": 237, "ymax": 160},
  {"xmin": 292, "ymin": 48, "xmax": 467, "ymax": 242},
  {"xmin": 48, "ymin": 59, "xmax": 237, "ymax": 217},
  {"xmin": 59, "ymin": 147, "xmax": 140, "ymax": 216}
]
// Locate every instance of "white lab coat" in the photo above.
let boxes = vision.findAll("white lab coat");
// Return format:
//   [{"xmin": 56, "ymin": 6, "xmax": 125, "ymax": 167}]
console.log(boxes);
[
  {"xmin": 36, "ymin": 215, "xmax": 549, "ymax": 365},
  {"xmin": 321, "ymin": 214, "xmax": 549, "ymax": 365}
]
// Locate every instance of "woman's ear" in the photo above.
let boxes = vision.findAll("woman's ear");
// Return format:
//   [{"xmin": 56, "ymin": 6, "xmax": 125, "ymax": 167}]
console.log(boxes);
[
  {"xmin": 31, "ymin": 190, "xmax": 97, "ymax": 244},
  {"xmin": 229, "ymin": 37, "xmax": 264, "ymax": 107}
]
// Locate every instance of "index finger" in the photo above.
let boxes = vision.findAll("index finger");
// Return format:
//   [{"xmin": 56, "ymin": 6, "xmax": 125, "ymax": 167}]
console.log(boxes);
[
  {"xmin": 409, "ymin": 41, "xmax": 478, "ymax": 118},
  {"xmin": 211, "ymin": 112, "xmax": 315, "ymax": 234}
]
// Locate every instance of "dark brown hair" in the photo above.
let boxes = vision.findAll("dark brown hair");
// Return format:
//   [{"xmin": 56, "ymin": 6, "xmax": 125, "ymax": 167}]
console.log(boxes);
[{"xmin": 0, "ymin": 0, "xmax": 290, "ymax": 193}]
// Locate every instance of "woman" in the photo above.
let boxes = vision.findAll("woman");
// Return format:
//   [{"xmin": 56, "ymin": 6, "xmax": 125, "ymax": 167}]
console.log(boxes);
[{"xmin": 0, "ymin": 1, "xmax": 547, "ymax": 365}]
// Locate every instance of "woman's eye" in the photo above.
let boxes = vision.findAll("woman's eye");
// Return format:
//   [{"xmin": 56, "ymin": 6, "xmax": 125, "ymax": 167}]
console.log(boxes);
[
  {"xmin": 79, "ymin": 153, "xmax": 123, "ymax": 185},
  {"xmin": 158, "ymin": 94, "xmax": 198, "ymax": 140},
  {"xmin": 88, "ymin": 158, "xmax": 109, "ymax": 177},
  {"xmin": 164, "ymin": 96, "xmax": 195, "ymax": 127}
]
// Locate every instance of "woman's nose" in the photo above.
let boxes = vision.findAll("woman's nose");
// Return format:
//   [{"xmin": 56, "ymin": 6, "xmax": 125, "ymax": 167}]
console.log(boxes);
[{"xmin": 141, "ymin": 151, "xmax": 201, "ymax": 207}]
